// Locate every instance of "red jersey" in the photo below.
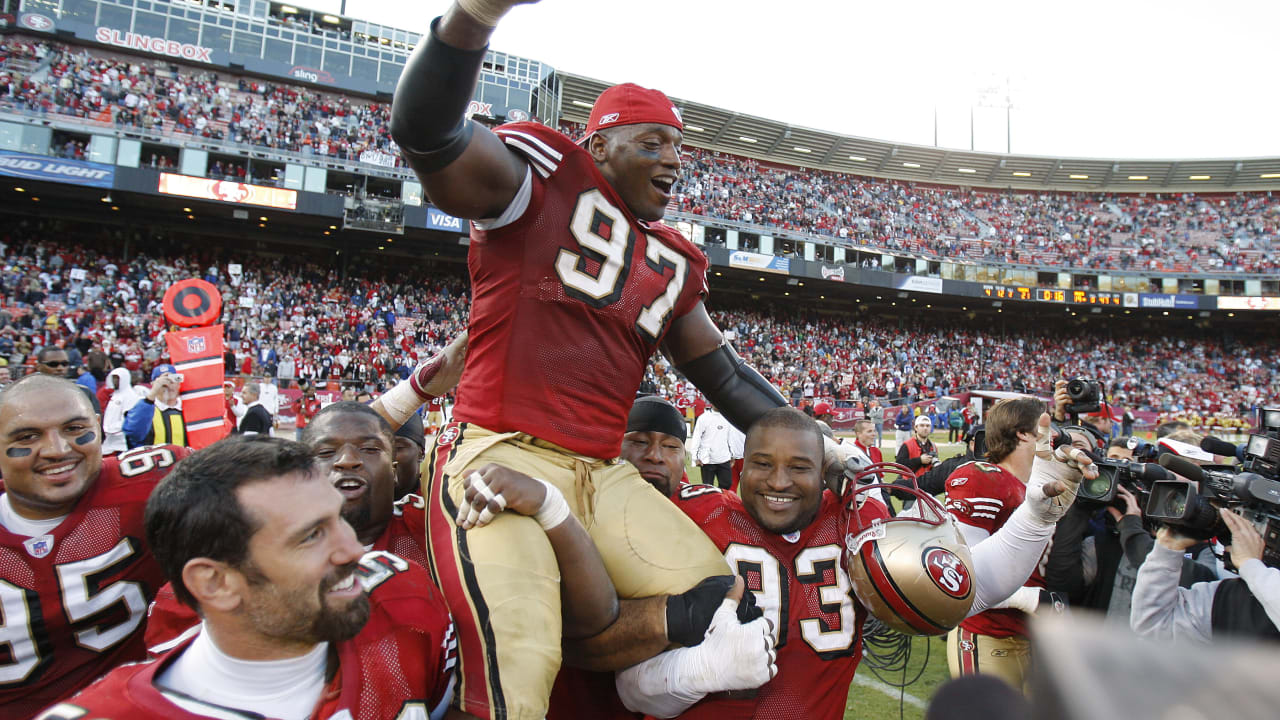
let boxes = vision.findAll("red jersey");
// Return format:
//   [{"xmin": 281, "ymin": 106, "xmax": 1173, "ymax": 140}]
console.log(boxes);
[
  {"xmin": 46, "ymin": 551, "xmax": 456, "ymax": 720},
  {"xmin": 452, "ymin": 122, "xmax": 710, "ymax": 459},
  {"xmin": 944, "ymin": 460, "xmax": 1043, "ymax": 637},
  {"xmin": 145, "ymin": 495, "xmax": 433, "ymax": 652},
  {"xmin": 0, "ymin": 445, "xmax": 188, "ymax": 718},
  {"xmin": 673, "ymin": 484, "xmax": 890, "ymax": 719}
]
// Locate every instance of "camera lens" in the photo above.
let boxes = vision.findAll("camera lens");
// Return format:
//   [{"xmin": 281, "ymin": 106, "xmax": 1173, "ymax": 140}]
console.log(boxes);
[{"xmin": 1084, "ymin": 474, "xmax": 1111, "ymax": 499}]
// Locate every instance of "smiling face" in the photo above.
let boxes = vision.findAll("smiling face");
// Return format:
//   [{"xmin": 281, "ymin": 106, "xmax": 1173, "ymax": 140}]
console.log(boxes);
[
  {"xmin": 739, "ymin": 425, "xmax": 824, "ymax": 535},
  {"xmin": 590, "ymin": 123, "xmax": 682, "ymax": 222},
  {"xmin": 0, "ymin": 380, "xmax": 102, "ymax": 520},
  {"xmin": 306, "ymin": 412, "xmax": 395, "ymax": 546},
  {"xmin": 620, "ymin": 430, "xmax": 686, "ymax": 497},
  {"xmin": 235, "ymin": 470, "xmax": 369, "ymax": 650}
]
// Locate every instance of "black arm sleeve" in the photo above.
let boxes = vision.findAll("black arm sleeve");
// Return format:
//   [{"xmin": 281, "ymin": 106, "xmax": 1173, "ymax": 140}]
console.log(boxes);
[
  {"xmin": 390, "ymin": 17, "xmax": 484, "ymax": 175},
  {"xmin": 1043, "ymin": 505, "xmax": 1091, "ymax": 602},
  {"xmin": 675, "ymin": 344, "xmax": 786, "ymax": 434},
  {"xmin": 1117, "ymin": 515, "xmax": 1155, "ymax": 567}
]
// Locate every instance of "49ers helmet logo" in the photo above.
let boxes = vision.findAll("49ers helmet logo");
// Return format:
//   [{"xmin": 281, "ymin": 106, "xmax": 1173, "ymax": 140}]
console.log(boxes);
[{"xmin": 922, "ymin": 547, "xmax": 972, "ymax": 599}]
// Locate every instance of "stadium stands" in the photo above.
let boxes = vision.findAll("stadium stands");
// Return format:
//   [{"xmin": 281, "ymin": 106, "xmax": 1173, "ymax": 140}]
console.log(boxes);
[
  {"xmin": 1, "ymin": 216, "xmax": 1274, "ymax": 419},
  {"xmin": 4, "ymin": 36, "xmax": 1276, "ymax": 276}
]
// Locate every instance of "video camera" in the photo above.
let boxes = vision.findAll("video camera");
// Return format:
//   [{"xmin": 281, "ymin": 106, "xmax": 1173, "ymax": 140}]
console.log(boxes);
[
  {"xmin": 1146, "ymin": 451, "xmax": 1280, "ymax": 569},
  {"xmin": 1077, "ymin": 458, "xmax": 1172, "ymax": 514}
]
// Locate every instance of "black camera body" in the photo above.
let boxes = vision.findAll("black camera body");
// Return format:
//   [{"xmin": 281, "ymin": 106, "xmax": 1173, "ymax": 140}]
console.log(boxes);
[
  {"xmin": 1077, "ymin": 457, "xmax": 1171, "ymax": 514},
  {"xmin": 1065, "ymin": 377, "xmax": 1102, "ymax": 415},
  {"xmin": 1147, "ymin": 454, "xmax": 1280, "ymax": 568}
]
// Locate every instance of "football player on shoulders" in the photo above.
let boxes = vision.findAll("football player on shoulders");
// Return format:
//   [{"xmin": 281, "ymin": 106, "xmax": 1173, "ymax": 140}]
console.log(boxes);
[
  {"xmin": 0, "ymin": 374, "xmax": 188, "ymax": 717},
  {"xmin": 38, "ymin": 436, "xmax": 456, "ymax": 720},
  {"xmin": 381, "ymin": 1, "xmax": 834, "ymax": 716},
  {"xmin": 944, "ymin": 397, "xmax": 1082, "ymax": 691}
]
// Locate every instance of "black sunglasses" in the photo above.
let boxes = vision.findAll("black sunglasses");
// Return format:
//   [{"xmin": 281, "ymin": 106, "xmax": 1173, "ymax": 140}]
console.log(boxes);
[{"xmin": 43, "ymin": 360, "xmax": 70, "ymax": 368}]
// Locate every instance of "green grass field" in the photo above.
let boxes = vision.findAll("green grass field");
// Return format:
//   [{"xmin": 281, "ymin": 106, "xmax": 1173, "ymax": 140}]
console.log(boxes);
[{"xmin": 684, "ymin": 431, "xmax": 967, "ymax": 719}]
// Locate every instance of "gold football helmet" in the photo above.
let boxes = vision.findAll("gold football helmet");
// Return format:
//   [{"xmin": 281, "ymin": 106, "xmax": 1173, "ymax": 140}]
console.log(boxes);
[{"xmin": 842, "ymin": 462, "xmax": 975, "ymax": 636}]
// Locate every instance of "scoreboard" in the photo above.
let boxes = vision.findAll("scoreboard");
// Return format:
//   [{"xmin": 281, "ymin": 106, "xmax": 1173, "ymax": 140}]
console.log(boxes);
[{"xmin": 982, "ymin": 285, "xmax": 1123, "ymax": 306}]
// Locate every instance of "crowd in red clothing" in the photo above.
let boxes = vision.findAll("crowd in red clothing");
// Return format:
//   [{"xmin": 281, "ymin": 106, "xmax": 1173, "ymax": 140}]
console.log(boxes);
[
  {"xmin": 1, "ymin": 215, "xmax": 1274, "ymax": 418},
  {"xmin": 0, "ymin": 217, "xmax": 467, "ymax": 392}
]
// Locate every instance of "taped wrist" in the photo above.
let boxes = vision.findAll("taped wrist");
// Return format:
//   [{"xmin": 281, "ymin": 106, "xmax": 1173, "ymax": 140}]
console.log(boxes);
[
  {"xmin": 676, "ymin": 344, "xmax": 786, "ymax": 434},
  {"xmin": 457, "ymin": 0, "xmax": 517, "ymax": 26},
  {"xmin": 390, "ymin": 17, "xmax": 483, "ymax": 175},
  {"xmin": 380, "ymin": 380, "xmax": 428, "ymax": 429},
  {"xmin": 532, "ymin": 478, "xmax": 571, "ymax": 531}
]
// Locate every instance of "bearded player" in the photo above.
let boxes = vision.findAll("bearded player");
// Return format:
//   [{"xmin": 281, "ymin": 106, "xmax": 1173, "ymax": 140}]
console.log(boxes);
[
  {"xmin": 944, "ymin": 396, "xmax": 1061, "ymax": 691},
  {"xmin": 142, "ymin": 401, "xmax": 444, "ymax": 649},
  {"xmin": 381, "ymin": 1, "xmax": 822, "ymax": 716},
  {"xmin": 628, "ymin": 407, "xmax": 1094, "ymax": 718},
  {"xmin": 0, "ymin": 374, "xmax": 188, "ymax": 716}
]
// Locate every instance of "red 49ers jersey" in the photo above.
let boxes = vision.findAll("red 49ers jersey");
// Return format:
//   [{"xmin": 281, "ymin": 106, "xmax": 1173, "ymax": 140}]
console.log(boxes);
[
  {"xmin": 0, "ymin": 445, "xmax": 188, "ymax": 718},
  {"xmin": 144, "ymin": 496, "xmax": 436, "ymax": 653},
  {"xmin": 452, "ymin": 122, "xmax": 710, "ymax": 459},
  {"xmin": 944, "ymin": 460, "xmax": 1043, "ymax": 638},
  {"xmin": 53, "ymin": 551, "xmax": 456, "ymax": 720},
  {"xmin": 673, "ymin": 485, "xmax": 890, "ymax": 720}
]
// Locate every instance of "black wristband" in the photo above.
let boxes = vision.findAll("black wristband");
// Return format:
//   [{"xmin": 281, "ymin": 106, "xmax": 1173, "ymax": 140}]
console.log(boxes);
[
  {"xmin": 390, "ymin": 17, "xmax": 485, "ymax": 175},
  {"xmin": 666, "ymin": 575, "xmax": 735, "ymax": 647}
]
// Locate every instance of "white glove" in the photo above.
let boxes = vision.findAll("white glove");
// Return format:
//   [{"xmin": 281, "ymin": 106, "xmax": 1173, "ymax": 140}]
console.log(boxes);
[
  {"xmin": 616, "ymin": 598, "xmax": 777, "ymax": 717},
  {"xmin": 1024, "ymin": 447, "xmax": 1091, "ymax": 524}
]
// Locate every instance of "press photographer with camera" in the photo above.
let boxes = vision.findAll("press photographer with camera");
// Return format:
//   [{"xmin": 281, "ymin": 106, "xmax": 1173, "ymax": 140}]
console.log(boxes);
[
  {"xmin": 1130, "ymin": 509, "xmax": 1280, "ymax": 642},
  {"xmin": 1131, "ymin": 412, "xmax": 1280, "ymax": 642}
]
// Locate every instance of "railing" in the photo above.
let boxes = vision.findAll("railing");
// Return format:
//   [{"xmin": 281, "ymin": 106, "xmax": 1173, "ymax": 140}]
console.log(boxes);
[{"xmin": 3, "ymin": 105, "xmax": 1276, "ymax": 282}]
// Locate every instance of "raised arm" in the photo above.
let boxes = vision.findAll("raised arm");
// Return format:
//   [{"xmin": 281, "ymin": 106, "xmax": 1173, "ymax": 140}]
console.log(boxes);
[{"xmin": 390, "ymin": 1, "xmax": 535, "ymax": 219}]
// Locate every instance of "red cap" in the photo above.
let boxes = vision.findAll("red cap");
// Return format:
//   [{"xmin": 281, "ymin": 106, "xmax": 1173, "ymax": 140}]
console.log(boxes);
[
  {"xmin": 579, "ymin": 83, "xmax": 684, "ymax": 144},
  {"xmin": 814, "ymin": 402, "xmax": 833, "ymax": 417},
  {"xmin": 1085, "ymin": 403, "xmax": 1121, "ymax": 421}
]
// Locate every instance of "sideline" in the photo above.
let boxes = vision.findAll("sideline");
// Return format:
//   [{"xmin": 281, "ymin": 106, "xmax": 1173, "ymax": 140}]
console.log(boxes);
[{"xmin": 850, "ymin": 675, "xmax": 928, "ymax": 709}]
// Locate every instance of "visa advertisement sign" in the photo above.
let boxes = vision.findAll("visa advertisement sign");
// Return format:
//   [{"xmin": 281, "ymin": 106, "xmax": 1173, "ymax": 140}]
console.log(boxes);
[
  {"xmin": 0, "ymin": 151, "xmax": 114, "ymax": 188},
  {"xmin": 1138, "ymin": 293, "xmax": 1200, "ymax": 310},
  {"xmin": 426, "ymin": 207, "xmax": 466, "ymax": 233}
]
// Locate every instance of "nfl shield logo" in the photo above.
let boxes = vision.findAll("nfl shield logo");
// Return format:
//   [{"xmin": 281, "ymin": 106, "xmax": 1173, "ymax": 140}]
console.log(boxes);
[
  {"xmin": 187, "ymin": 336, "xmax": 206, "ymax": 354},
  {"xmin": 24, "ymin": 535, "xmax": 53, "ymax": 558}
]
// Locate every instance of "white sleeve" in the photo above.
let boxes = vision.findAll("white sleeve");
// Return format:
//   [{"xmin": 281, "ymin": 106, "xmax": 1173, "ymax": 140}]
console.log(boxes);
[
  {"xmin": 954, "ymin": 520, "xmax": 990, "ymax": 548},
  {"xmin": 1130, "ymin": 544, "xmax": 1216, "ymax": 643},
  {"xmin": 688, "ymin": 416, "xmax": 707, "ymax": 463},
  {"xmin": 615, "ymin": 650, "xmax": 706, "ymax": 719},
  {"xmin": 471, "ymin": 166, "xmax": 532, "ymax": 231},
  {"xmin": 965, "ymin": 503, "xmax": 1053, "ymax": 616},
  {"xmin": 615, "ymin": 600, "xmax": 776, "ymax": 718},
  {"xmin": 1238, "ymin": 560, "xmax": 1280, "ymax": 629}
]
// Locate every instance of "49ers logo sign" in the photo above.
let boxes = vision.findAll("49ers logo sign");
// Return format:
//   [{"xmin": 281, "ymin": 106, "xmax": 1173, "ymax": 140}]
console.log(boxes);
[{"xmin": 922, "ymin": 546, "xmax": 971, "ymax": 599}]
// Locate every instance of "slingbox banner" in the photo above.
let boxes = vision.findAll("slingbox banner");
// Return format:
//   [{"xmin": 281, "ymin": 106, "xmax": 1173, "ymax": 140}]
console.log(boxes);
[{"xmin": 166, "ymin": 324, "xmax": 228, "ymax": 449}]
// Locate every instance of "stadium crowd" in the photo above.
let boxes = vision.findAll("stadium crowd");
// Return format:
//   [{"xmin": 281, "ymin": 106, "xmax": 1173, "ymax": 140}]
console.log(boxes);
[
  {"xmin": 2, "ymin": 217, "xmax": 1275, "ymax": 425},
  {"xmin": 3, "ymin": 36, "xmax": 1277, "ymax": 274}
]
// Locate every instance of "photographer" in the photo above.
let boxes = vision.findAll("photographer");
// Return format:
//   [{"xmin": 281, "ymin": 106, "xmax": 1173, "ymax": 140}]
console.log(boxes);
[
  {"xmin": 894, "ymin": 424, "xmax": 983, "ymax": 498},
  {"xmin": 1131, "ymin": 510, "xmax": 1280, "ymax": 642}
]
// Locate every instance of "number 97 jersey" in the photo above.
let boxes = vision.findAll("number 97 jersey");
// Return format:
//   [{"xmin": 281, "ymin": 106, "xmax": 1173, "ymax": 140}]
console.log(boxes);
[
  {"xmin": 0, "ymin": 445, "xmax": 188, "ymax": 718},
  {"xmin": 452, "ymin": 122, "xmax": 710, "ymax": 460},
  {"xmin": 673, "ymin": 484, "xmax": 890, "ymax": 720}
]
